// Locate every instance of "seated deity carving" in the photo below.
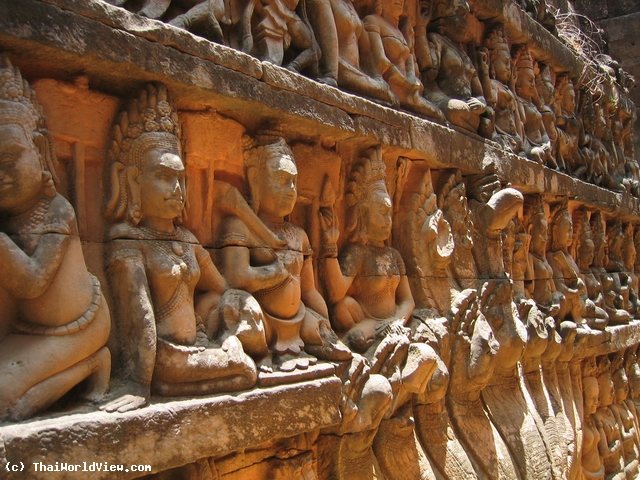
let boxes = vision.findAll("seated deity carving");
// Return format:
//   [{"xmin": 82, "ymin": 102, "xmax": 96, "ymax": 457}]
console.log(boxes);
[
  {"xmin": 240, "ymin": 0, "xmax": 316, "ymax": 74},
  {"xmin": 360, "ymin": 0, "xmax": 444, "ymax": 121},
  {"xmin": 605, "ymin": 220, "xmax": 633, "ymax": 324},
  {"xmin": 420, "ymin": 0, "xmax": 492, "ymax": 135},
  {"xmin": 570, "ymin": 208, "xmax": 609, "ymax": 330},
  {"xmin": 217, "ymin": 130, "xmax": 351, "ymax": 374},
  {"xmin": 103, "ymin": 84, "xmax": 258, "ymax": 413},
  {"xmin": 306, "ymin": 0, "xmax": 398, "ymax": 102},
  {"xmin": 555, "ymin": 75, "xmax": 587, "ymax": 177},
  {"xmin": 482, "ymin": 26, "xmax": 525, "ymax": 157},
  {"xmin": 0, "ymin": 55, "xmax": 111, "ymax": 421},
  {"xmin": 535, "ymin": 62, "xmax": 559, "ymax": 169},
  {"xmin": 514, "ymin": 46, "xmax": 553, "ymax": 165},
  {"xmin": 546, "ymin": 202, "xmax": 591, "ymax": 327}
]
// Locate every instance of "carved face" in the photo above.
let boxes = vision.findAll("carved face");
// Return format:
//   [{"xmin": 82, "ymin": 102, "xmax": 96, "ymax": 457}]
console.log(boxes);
[
  {"xmin": 583, "ymin": 376, "xmax": 599, "ymax": 415},
  {"xmin": 577, "ymin": 233, "xmax": 595, "ymax": 270},
  {"xmin": 516, "ymin": 67, "xmax": 536, "ymax": 100},
  {"xmin": 138, "ymin": 149, "xmax": 186, "ymax": 223},
  {"xmin": 254, "ymin": 149, "xmax": 298, "ymax": 219},
  {"xmin": 552, "ymin": 210, "xmax": 572, "ymax": 250},
  {"xmin": 530, "ymin": 212, "xmax": 547, "ymax": 255},
  {"xmin": 597, "ymin": 371, "xmax": 615, "ymax": 407},
  {"xmin": 493, "ymin": 49, "xmax": 512, "ymax": 84},
  {"xmin": 381, "ymin": 0, "xmax": 404, "ymax": 21},
  {"xmin": 0, "ymin": 123, "xmax": 44, "ymax": 215},
  {"xmin": 536, "ymin": 65, "xmax": 554, "ymax": 104},
  {"xmin": 366, "ymin": 180, "xmax": 393, "ymax": 244},
  {"xmin": 612, "ymin": 368, "xmax": 629, "ymax": 403}
]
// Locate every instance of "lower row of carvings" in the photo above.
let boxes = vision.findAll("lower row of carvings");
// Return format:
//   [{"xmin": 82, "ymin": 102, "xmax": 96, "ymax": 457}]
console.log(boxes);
[{"xmin": 1, "ymin": 59, "xmax": 640, "ymax": 479}]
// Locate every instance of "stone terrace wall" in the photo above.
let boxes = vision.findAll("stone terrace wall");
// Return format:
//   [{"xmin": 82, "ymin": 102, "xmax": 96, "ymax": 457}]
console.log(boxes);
[{"xmin": 1, "ymin": 1, "xmax": 640, "ymax": 479}]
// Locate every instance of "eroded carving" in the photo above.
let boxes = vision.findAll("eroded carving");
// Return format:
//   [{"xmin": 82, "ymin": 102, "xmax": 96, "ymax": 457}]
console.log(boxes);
[{"xmin": 0, "ymin": 56, "xmax": 111, "ymax": 421}]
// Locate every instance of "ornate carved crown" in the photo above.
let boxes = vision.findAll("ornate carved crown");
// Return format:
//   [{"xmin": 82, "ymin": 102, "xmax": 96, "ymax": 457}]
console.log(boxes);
[
  {"xmin": 514, "ymin": 45, "xmax": 534, "ymax": 72},
  {"xmin": 484, "ymin": 26, "xmax": 510, "ymax": 57},
  {"xmin": 109, "ymin": 83, "xmax": 181, "ymax": 169},
  {"xmin": 0, "ymin": 54, "xmax": 42, "ymax": 135}
]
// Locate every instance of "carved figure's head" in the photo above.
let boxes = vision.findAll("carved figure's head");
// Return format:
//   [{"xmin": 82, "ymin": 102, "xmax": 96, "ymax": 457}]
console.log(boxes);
[
  {"xmin": 514, "ymin": 46, "xmax": 536, "ymax": 100},
  {"xmin": 548, "ymin": 201, "xmax": 572, "ymax": 252},
  {"xmin": 0, "ymin": 54, "xmax": 57, "ymax": 215},
  {"xmin": 571, "ymin": 208, "xmax": 594, "ymax": 270},
  {"xmin": 555, "ymin": 75, "xmax": 576, "ymax": 114},
  {"xmin": 244, "ymin": 132, "xmax": 297, "ymax": 220},
  {"xmin": 583, "ymin": 375, "xmax": 599, "ymax": 415},
  {"xmin": 484, "ymin": 26, "xmax": 511, "ymax": 83},
  {"xmin": 345, "ymin": 147, "xmax": 392, "ymax": 245},
  {"xmin": 523, "ymin": 195, "xmax": 547, "ymax": 256},
  {"xmin": 106, "ymin": 83, "xmax": 184, "ymax": 227}
]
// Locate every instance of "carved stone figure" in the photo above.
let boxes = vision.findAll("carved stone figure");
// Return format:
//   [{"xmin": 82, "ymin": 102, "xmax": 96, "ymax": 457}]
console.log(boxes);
[
  {"xmin": 555, "ymin": 75, "xmax": 586, "ymax": 177},
  {"xmin": 395, "ymin": 169, "xmax": 479, "ymax": 478},
  {"xmin": 240, "ymin": 0, "xmax": 316, "ymax": 74},
  {"xmin": 595, "ymin": 358, "xmax": 626, "ymax": 480},
  {"xmin": 217, "ymin": 130, "xmax": 351, "ymax": 375},
  {"xmin": 0, "ymin": 56, "xmax": 111, "ymax": 421},
  {"xmin": 610, "ymin": 357, "xmax": 640, "ymax": 479},
  {"xmin": 546, "ymin": 202, "xmax": 588, "ymax": 326},
  {"xmin": 582, "ymin": 374, "xmax": 606, "ymax": 480},
  {"xmin": 535, "ymin": 62, "xmax": 559, "ymax": 169},
  {"xmin": 306, "ymin": 0, "xmax": 395, "ymax": 99},
  {"xmin": 514, "ymin": 216, "xmax": 569, "ymax": 480},
  {"xmin": 447, "ymin": 281, "xmax": 522, "ymax": 479},
  {"xmin": 104, "ymin": 84, "xmax": 257, "ymax": 412},
  {"xmin": 319, "ymin": 147, "xmax": 437, "ymax": 480},
  {"xmin": 482, "ymin": 26, "xmax": 525, "ymax": 156},
  {"xmin": 606, "ymin": 220, "xmax": 633, "ymax": 323},
  {"xmin": 361, "ymin": 0, "xmax": 445, "ymax": 121},
  {"xmin": 421, "ymin": 0, "xmax": 492, "ymax": 135},
  {"xmin": 591, "ymin": 213, "xmax": 631, "ymax": 325},
  {"xmin": 514, "ymin": 46, "xmax": 552, "ymax": 164},
  {"xmin": 467, "ymin": 179, "xmax": 552, "ymax": 480},
  {"xmin": 570, "ymin": 207, "xmax": 609, "ymax": 330}
]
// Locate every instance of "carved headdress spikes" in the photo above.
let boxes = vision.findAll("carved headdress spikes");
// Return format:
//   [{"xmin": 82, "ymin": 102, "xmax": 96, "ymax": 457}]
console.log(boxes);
[{"xmin": 106, "ymin": 83, "xmax": 181, "ymax": 222}]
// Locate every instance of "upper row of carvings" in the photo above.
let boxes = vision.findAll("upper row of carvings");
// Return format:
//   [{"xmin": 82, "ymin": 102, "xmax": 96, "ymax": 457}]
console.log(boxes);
[{"xmin": 106, "ymin": 0, "xmax": 638, "ymax": 197}]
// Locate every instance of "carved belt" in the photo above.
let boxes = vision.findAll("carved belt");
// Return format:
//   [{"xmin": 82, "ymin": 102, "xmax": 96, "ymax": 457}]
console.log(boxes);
[
  {"xmin": 253, "ymin": 274, "xmax": 294, "ymax": 300},
  {"xmin": 13, "ymin": 275, "xmax": 102, "ymax": 336}
]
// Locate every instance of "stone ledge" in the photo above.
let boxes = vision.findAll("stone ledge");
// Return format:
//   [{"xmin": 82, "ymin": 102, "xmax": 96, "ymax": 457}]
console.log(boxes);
[
  {"xmin": 470, "ymin": 0, "xmax": 586, "ymax": 77},
  {"xmin": 0, "ymin": 377, "xmax": 342, "ymax": 480},
  {"xmin": 0, "ymin": 0, "xmax": 638, "ymax": 217},
  {"xmin": 579, "ymin": 321, "xmax": 640, "ymax": 358}
]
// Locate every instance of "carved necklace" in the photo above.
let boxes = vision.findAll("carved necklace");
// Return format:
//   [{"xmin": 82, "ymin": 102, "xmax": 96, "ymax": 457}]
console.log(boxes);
[{"xmin": 139, "ymin": 225, "xmax": 185, "ymax": 257}]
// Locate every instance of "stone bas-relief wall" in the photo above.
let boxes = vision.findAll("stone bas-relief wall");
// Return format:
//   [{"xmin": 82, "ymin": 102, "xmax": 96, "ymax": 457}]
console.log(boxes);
[{"xmin": 1, "ymin": 0, "xmax": 640, "ymax": 479}]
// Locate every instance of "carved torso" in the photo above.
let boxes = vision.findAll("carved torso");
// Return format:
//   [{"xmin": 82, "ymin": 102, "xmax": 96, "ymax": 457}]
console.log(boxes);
[
  {"xmin": 340, "ymin": 243, "xmax": 404, "ymax": 319},
  {"xmin": 2, "ymin": 194, "xmax": 94, "ymax": 327},
  {"xmin": 429, "ymin": 33, "xmax": 475, "ymax": 100}
]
